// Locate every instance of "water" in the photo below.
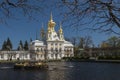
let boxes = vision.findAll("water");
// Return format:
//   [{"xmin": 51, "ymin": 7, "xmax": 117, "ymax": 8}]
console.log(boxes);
[{"xmin": 0, "ymin": 62, "xmax": 120, "ymax": 80}]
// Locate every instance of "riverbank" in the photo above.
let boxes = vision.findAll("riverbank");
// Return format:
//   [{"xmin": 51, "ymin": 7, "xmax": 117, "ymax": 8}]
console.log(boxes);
[
  {"xmin": 65, "ymin": 59, "xmax": 120, "ymax": 63},
  {"xmin": 1, "ymin": 59, "xmax": 120, "ymax": 64},
  {"xmin": 0, "ymin": 60, "xmax": 30, "ymax": 64}
]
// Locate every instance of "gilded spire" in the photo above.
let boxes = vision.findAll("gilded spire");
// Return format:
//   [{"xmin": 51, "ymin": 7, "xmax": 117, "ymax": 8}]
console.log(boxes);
[
  {"xmin": 50, "ymin": 12, "xmax": 53, "ymax": 21},
  {"xmin": 59, "ymin": 22, "xmax": 63, "ymax": 34},
  {"xmin": 48, "ymin": 12, "xmax": 56, "ymax": 32}
]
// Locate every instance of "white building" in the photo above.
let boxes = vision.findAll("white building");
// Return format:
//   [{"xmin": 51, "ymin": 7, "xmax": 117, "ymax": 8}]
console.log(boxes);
[
  {"xmin": 29, "ymin": 13, "xmax": 74, "ymax": 60},
  {"xmin": 0, "ymin": 13, "xmax": 74, "ymax": 61},
  {"xmin": 0, "ymin": 51, "xmax": 30, "ymax": 60}
]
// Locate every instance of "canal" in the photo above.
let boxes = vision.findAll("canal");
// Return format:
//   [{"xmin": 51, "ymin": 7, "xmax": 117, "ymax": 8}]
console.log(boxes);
[{"xmin": 0, "ymin": 62, "xmax": 120, "ymax": 80}]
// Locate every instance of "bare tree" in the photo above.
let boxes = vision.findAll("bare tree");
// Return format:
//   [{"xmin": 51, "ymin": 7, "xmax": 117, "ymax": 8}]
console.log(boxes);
[
  {"xmin": 0, "ymin": 0, "xmax": 45, "ymax": 23},
  {"xmin": 78, "ymin": 36, "xmax": 93, "ymax": 48},
  {"xmin": 58, "ymin": 0, "xmax": 120, "ymax": 34}
]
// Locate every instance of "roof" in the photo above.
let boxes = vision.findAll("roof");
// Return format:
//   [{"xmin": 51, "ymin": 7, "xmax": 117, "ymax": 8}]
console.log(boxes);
[
  {"xmin": 64, "ymin": 41, "xmax": 74, "ymax": 47},
  {"xmin": 30, "ymin": 40, "xmax": 44, "ymax": 46}
]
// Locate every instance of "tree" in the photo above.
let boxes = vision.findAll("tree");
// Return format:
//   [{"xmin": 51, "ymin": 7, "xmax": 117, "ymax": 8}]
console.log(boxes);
[
  {"xmin": 17, "ymin": 40, "xmax": 24, "ymax": 50},
  {"xmin": 78, "ymin": 37, "xmax": 85, "ymax": 48},
  {"xmin": 24, "ymin": 40, "xmax": 28, "ymax": 50},
  {"xmin": 70, "ymin": 37, "xmax": 78, "ymax": 47},
  {"xmin": 6, "ymin": 37, "xmax": 12, "ymax": 50},
  {"xmin": 78, "ymin": 36, "xmax": 93, "ymax": 48},
  {"xmin": 1, "ymin": 38, "xmax": 12, "ymax": 50},
  {"xmin": 1, "ymin": 40, "xmax": 7, "ymax": 50},
  {"xmin": 59, "ymin": 0, "xmax": 120, "ymax": 34},
  {"xmin": 100, "ymin": 36, "xmax": 120, "ymax": 56},
  {"xmin": 100, "ymin": 36, "xmax": 120, "ymax": 47},
  {"xmin": 0, "ymin": 0, "xmax": 45, "ymax": 23},
  {"xmin": 101, "ymin": 41, "xmax": 109, "ymax": 48},
  {"xmin": 106, "ymin": 36, "xmax": 120, "ymax": 47}
]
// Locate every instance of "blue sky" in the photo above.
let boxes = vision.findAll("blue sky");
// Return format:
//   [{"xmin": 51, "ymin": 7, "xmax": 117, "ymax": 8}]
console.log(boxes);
[
  {"xmin": 0, "ymin": 12, "xmax": 116, "ymax": 49},
  {"xmin": 0, "ymin": 1, "xmax": 118, "ymax": 49}
]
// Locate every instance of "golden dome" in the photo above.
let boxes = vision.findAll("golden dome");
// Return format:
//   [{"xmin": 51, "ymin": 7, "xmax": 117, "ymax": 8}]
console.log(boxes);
[{"xmin": 48, "ymin": 13, "xmax": 56, "ymax": 28}]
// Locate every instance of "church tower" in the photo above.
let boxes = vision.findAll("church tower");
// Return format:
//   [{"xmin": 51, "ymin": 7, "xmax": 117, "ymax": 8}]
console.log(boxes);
[
  {"xmin": 47, "ymin": 13, "xmax": 59, "ymax": 41},
  {"xmin": 28, "ymin": 12, "xmax": 74, "ymax": 61},
  {"xmin": 59, "ymin": 23, "xmax": 64, "ymax": 41},
  {"xmin": 48, "ymin": 13, "xmax": 56, "ymax": 32},
  {"xmin": 40, "ymin": 23, "xmax": 46, "ymax": 41}
]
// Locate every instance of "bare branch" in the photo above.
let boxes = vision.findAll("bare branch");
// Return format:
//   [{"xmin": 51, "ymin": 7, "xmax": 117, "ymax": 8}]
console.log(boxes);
[
  {"xmin": 59, "ymin": 0, "xmax": 120, "ymax": 35},
  {"xmin": 0, "ymin": 0, "xmax": 45, "ymax": 24}
]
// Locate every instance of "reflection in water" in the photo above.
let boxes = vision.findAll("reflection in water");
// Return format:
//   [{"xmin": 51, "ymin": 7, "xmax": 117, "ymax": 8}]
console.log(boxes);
[
  {"xmin": 0, "ymin": 62, "xmax": 120, "ymax": 80},
  {"xmin": 46, "ymin": 62, "xmax": 68, "ymax": 80}
]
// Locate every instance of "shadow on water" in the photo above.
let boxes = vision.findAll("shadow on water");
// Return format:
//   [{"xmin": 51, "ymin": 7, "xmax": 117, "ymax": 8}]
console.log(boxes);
[{"xmin": 0, "ymin": 62, "xmax": 120, "ymax": 80}]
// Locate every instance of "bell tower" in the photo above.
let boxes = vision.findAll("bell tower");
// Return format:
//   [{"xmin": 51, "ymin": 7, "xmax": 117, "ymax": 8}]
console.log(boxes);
[
  {"xmin": 47, "ymin": 13, "xmax": 59, "ymax": 41},
  {"xmin": 59, "ymin": 23, "xmax": 64, "ymax": 41},
  {"xmin": 48, "ymin": 12, "xmax": 56, "ymax": 32}
]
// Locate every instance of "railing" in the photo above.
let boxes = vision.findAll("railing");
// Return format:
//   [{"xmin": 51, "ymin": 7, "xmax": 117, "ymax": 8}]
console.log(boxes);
[{"xmin": 0, "ymin": 51, "xmax": 29, "ymax": 54}]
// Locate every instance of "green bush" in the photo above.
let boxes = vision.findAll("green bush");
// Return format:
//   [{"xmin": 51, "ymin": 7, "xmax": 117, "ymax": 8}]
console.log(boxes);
[{"xmin": 98, "ymin": 56, "xmax": 120, "ymax": 60}]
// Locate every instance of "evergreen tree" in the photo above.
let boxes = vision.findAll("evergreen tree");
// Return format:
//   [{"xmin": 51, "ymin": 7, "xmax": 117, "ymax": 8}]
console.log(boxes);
[
  {"xmin": 6, "ymin": 37, "xmax": 12, "ymax": 50},
  {"xmin": 1, "ymin": 38, "xmax": 12, "ymax": 50},
  {"xmin": 24, "ymin": 40, "xmax": 28, "ymax": 50},
  {"xmin": 17, "ymin": 40, "xmax": 24, "ymax": 50},
  {"xmin": 2, "ymin": 41, "xmax": 7, "ymax": 50}
]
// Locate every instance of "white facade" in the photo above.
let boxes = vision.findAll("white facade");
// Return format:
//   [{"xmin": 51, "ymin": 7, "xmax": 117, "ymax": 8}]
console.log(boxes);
[
  {"xmin": 0, "ymin": 51, "xmax": 30, "ymax": 60},
  {"xmin": 29, "ymin": 13, "xmax": 74, "ymax": 60},
  {"xmin": 0, "ymin": 13, "xmax": 74, "ymax": 61}
]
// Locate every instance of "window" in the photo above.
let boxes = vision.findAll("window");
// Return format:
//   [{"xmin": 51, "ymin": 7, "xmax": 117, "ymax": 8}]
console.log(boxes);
[
  {"xmin": 59, "ymin": 44, "xmax": 61, "ymax": 46},
  {"xmin": 51, "ymin": 54, "xmax": 53, "ymax": 57},
  {"xmin": 59, "ymin": 48, "xmax": 62, "ymax": 52},
  {"xmin": 55, "ymin": 48, "xmax": 58, "ymax": 52},
  {"xmin": 37, "ymin": 48, "xmax": 39, "ymax": 51},
  {"xmin": 59, "ymin": 54, "xmax": 62, "ymax": 57},
  {"xmin": 13, "ymin": 54, "xmax": 16, "ymax": 58},
  {"xmin": 64, "ymin": 49, "xmax": 66, "ymax": 52},
  {"xmin": 44, "ymin": 48, "xmax": 46, "ymax": 51},
  {"xmin": 25, "ymin": 54, "xmax": 28, "ymax": 58},
  {"xmin": 55, "ymin": 43, "xmax": 56, "ymax": 45},
  {"xmin": 41, "ymin": 48, "xmax": 43, "ymax": 51},
  {"xmin": 41, "ymin": 54, "xmax": 43, "ymax": 57},
  {"xmin": 37, "ymin": 54, "xmax": 39, "ymax": 58},
  {"xmin": 51, "ymin": 48, "xmax": 53, "ymax": 52},
  {"xmin": 1, "ymin": 54, "xmax": 4, "ymax": 58}
]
